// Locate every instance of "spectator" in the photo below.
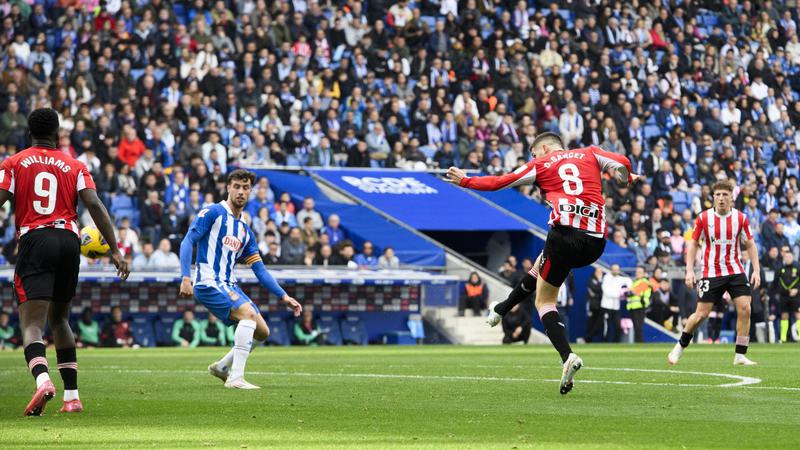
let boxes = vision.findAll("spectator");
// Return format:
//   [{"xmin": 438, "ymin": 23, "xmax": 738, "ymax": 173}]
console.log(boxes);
[
  {"xmin": 76, "ymin": 307, "xmax": 100, "ymax": 348},
  {"xmin": 172, "ymin": 310, "xmax": 200, "ymax": 348},
  {"xmin": 151, "ymin": 238, "xmax": 181, "ymax": 268},
  {"xmin": 140, "ymin": 190, "xmax": 164, "ymax": 245},
  {"xmin": 199, "ymin": 314, "xmax": 226, "ymax": 347},
  {"xmin": 300, "ymin": 217, "xmax": 320, "ymax": 250},
  {"xmin": 246, "ymin": 187, "xmax": 273, "ymax": 220},
  {"xmin": 101, "ymin": 306, "xmax": 133, "ymax": 348},
  {"xmin": 315, "ymin": 244, "xmax": 334, "ymax": 266},
  {"xmin": 584, "ymin": 267, "xmax": 605, "ymax": 343},
  {"xmin": 499, "ymin": 255, "xmax": 522, "ymax": 286},
  {"xmin": 0, "ymin": 100, "xmax": 26, "ymax": 146},
  {"xmin": 321, "ymin": 214, "xmax": 345, "ymax": 246},
  {"xmin": 293, "ymin": 309, "xmax": 324, "ymax": 346},
  {"xmin": 331, "ymin": 240, "xmax": 357, "ymax": 267},
  {"xmin": 272, "ymin": 200, "xmax": 297, "ymax": 228},
  {"xmin": 600, "ymin": 264, "xmax": 631, "ymax": 343},
  {"xmin": 280, "ymin": 228, "xmax": 306, "ymax": 265},
  {"xmin": 296, "ymin": 197, "xmax": 324, "ymax": 230},
  {"xmin": 132, "ymin": 241, "xmax": 156, "ymax": 270},
  {"xmin": 0, "ymin": 312, "xmax": 18, "ymax": 350},
  {"xmin": 378, "ymin": 246, "xmax": 400, "ymax": 269},
  {"xmin": 118, "ymin": 125, "xmax": 145, "ymax": 167},
  {"xmin": 775, "ymin": 249, "xmax": 800, "ymax": 343},
  {"xmin": 626, "ymin": 267, "xmax": 652, "ymax": 343},
  {"xmin": 502, "ymin": 304, "xmax": 531, "ymax": 345},
  {"xmin": 354, "ymin": 241, "xmax": 379, "ymax": 268},
  {"xmin": 459, "ymin": 271, "xmax": 488, "ymax": 317}
]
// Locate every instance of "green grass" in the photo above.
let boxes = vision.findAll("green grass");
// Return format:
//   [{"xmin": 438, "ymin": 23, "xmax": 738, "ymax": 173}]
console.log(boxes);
[{"xmin": 1, "ymin": 345, "xmax": 799, "ymax": 449}]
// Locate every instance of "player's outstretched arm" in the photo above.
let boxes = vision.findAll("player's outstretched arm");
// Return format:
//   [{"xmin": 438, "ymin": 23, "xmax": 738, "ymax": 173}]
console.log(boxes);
[
  {"xmin": 0, "ymin": 189, "xmax": 11, "ymax": 209},
  {"xmin": 79, "ymin": 189, "xmax": 129, "ymax": 280},
  {"xmin": 446, "ymin": 162, "xmax": 536, "ymax": 191},
  {"xmin": 247, "ymin": 257, "xmax": 303, "ymax": 317}
]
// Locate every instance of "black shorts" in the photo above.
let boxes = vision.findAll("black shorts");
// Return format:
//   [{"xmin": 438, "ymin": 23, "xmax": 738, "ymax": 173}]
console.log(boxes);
[
  {"xmin": 696, "ymin": 274, "xmax": 751, "ymax": 303},
  {"xmin": 14, "ymin": 228, "xmax": 81, "ymax": 304},
  {"xmin": 538, "ymin": 226, "xmax": 606, "ymax": 287},
  {"xmin": 779, "ymin": 296, "xmax": 800, "ymax": 314}
]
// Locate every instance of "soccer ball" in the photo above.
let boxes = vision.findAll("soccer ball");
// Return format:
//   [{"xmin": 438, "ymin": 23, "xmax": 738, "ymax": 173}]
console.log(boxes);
[{"xmin": 80, "ymin": 226, "xmax": 110, "ymax": 258}]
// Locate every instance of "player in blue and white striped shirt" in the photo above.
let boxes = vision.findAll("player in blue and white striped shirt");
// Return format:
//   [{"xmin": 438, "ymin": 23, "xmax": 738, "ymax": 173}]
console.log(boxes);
[{"xmin": 179, "ymin": 169, "xmax": 302, "ymax": 390}]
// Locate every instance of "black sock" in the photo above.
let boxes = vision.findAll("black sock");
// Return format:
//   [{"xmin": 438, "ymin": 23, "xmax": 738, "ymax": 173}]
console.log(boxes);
[
  {"xmin": 540, "ymin": 307, "xmax": 572, "ymax": 363},
  {"xmin": 56, "ymin": 347, "xmax": 78, "ymax": 390},
  {"xmin": 24, "ymin": 341, "xmax": 49, "ymax": 380},
  {"xmin": 679, "ymin": 331, "xmax": 693, "ymax": 348},
  {"xmin": 494, "ymin": 274, "xmax": 537, "ymax": 316},
  {"xmin": 735, "ymin": 336, "xmax": 749, "ymax": 355}
]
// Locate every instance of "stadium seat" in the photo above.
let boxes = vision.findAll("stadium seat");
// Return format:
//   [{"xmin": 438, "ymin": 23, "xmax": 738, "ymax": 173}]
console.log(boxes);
[
  {"xmin": 265, "ymin": 316, "xmax": 291, "ymax": 346},
  {"xmin": 111, "ymin": 194, "xmax": 134, "ymax": 212},
  {"xmin": 131, "ymin": 316, "xmax": 157, "ymax": 348},
  {"xmin": 672, "ymin": 191, "xmax": 689, "ymax": 214},
  {"xmin": 318, "ymin": 316, "xmax": 343, "ymax": 346},
  {"xmin": 154, "ymin": 315, "xmax": 178, "ymax": 347},
  {"xmin": 407, "ymin": 314, "xmax": 426, "ymax": 341},
  {"xmin": 341, "ymin": 316, "xmax": 368, "ymax": 345},
  {"xmin": 643, "ymin": 124, "xmax": 663, "ymax": 140}
]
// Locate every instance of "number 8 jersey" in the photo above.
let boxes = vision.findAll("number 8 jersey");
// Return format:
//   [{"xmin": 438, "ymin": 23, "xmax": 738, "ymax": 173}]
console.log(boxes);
[
  {"xmin": 459, "ymin": 146, "xmax": 632, "ymax": 237},
  {"xmin": 0, "ymin": 146, "xmax": 96, "ymax": 238}
]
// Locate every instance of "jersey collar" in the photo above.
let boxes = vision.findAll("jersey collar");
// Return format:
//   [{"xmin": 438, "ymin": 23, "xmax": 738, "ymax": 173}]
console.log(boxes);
[{"xmin": 220, "ymin": 200, "xmax": 241, "ymax": 219}]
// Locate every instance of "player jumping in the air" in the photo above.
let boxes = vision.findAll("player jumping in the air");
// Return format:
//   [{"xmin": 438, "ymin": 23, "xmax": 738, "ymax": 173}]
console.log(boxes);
[
  {"xmin": 179, "ymin": 169, "xmax": 302, "ymax": 389},
  {"xmin": 0, "ymin": 108, "xmax": 129, "ymax": 416},
  {"xmin": 447, "ymin": 132, "xmax": 637, "ymax": 394},
  {"xmin": 668, "ymin": 179, "xmax": 760, "ymax": 366}
]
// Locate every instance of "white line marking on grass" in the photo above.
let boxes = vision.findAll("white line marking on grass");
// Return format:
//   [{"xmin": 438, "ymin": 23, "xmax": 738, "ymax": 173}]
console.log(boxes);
[{"xmin": 584, "ymin": 367, "xmax": 762, "ymax": 388}]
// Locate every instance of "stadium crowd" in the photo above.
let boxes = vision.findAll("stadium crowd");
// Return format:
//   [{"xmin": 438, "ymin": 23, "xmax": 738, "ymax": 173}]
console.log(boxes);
[{"xmin": 0, "ymin": 1, "xmax": 799, "ymax": 299}]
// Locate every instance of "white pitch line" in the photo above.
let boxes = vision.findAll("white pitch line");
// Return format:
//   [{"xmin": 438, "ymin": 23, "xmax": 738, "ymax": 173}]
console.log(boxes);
[{"xmin": 0, "ymin": 367, "xmax": 794, "ymax": 391}]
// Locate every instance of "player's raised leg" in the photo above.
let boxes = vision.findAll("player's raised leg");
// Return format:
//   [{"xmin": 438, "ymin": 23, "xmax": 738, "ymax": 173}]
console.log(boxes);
[
  {"xmin": 48, "ymin": 301, "xmax": 83, "ymax": 412},
  {"xmin": 19, "ymin": 299, "xmax": 56, "ymax": 416},
  {"xmin": 732, "ymin": 295, "xmax": 756, "ymax": 365},
  {"xmin": 487, "ymin": 253, "xmax": 540, "ymax": 327}
]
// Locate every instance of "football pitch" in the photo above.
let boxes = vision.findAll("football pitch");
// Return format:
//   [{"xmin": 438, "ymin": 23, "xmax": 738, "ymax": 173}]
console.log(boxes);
[{"xmin": 1, "ymin": 345, "xmax": 799, "ymax": 449}]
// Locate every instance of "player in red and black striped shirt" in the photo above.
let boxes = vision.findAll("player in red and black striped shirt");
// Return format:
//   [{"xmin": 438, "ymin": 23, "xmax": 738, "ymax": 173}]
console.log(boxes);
[
  {"xmin": 0, "ymin": 109, "xmax": 129, "ymax": 416},
  {"xmin": 448, "ymin": 132, "xmax": 639, "ymax": 395},
  {"xmin": 668, "ymin": 179, "xmax": 761, "ymax": 366}
]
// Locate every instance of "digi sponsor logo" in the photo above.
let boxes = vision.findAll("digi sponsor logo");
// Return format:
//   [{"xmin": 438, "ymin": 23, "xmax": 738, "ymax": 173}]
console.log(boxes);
[
  {"xmin": 558, "ymin": 203, "xmax": 600, "ymax": 218},
  {"xmin": 342, "ymin": 176, "xmax": 438, "ymax": 194}
]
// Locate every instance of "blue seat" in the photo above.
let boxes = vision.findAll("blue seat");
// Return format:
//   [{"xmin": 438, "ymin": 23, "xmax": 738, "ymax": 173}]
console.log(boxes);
[
  {"xmin": 341, "ymin": 316, "xmax": 368, "ymax": 345},
  {"xmin": 318, "ymin": 316, "xmax": 343, "ymax": 346},
  {"xmin": 266, "ymin": 316, "xmax": 291, "ymax": 346},
  {"xmin": 703, "ymin": 14, "xmax": 718, "ymax": 27},
  {"xmin": 644, "ymin": 124, "xmax": 663, "ymax": 140},
  {"xmin": 407, "ymin": 314, "xmax": 426, "ymax": 340},
  {"xmin": 154, "ymin": 315, "xmax": 177, "ymax": 346},
  {"xmin": 420, "ymin": 16, "xmax": 436, "ymax": 30},
  {"xmin": 131, "ymin": 316, "xmax": 157, "ymax": 348},
  {"xmin": 111, "ymin": 194, "xmax": 134, "ymax": 212},
  {"xmin": 672, "ymin": 191, "xmax": 689, "ymax": 213}
]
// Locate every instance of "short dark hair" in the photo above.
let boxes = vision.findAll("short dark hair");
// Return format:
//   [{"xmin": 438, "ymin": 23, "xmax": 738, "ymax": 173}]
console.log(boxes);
[
  {"xmin": 227, "ymin": 169, "xmax": 256, "ymax": 186},
  {"xmin": 28, "ymin": 108, "xmax": 59, "ymax": 139},
  {"xmin": 531, "ymin": 132, "xmax": 564, "ymax": 153}
]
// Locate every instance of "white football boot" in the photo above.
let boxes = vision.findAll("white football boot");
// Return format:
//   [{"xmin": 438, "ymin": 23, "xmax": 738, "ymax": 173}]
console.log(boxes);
[
  {"xmin": 733, "ymin": 354, "xmax": 757, "ymax": 366},
  {"xmin": 559, "ymin": 353, "xmax": 583, "ymax": 395},
  {"xmin": 208, "ymin": 362, "xmax": 229, "ymax": 383},
  {"xmin": 224, "ymin": 378, "xmax": 261, "ymax": 390},
  {"xmin": 667, "ymin": 343, "xmax": 684, "ymax": 365},
  {"xmin": 486, "ymin": 301, "xmax": 502, "ymax": 327}
]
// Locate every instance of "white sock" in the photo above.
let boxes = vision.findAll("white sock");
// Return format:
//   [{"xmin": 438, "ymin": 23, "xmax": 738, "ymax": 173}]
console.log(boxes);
[
  {"xmin": 229, "ymin": 320, "xmax": 256, "ymax": 381},
  {"xmin": 64, "ymin": 389, "xmax": 79, "ymax": 401},
  {"xmin": 218, "ymin": 338, "xmax": 264, "ymax": 372},
  {"xmin": 36, "ymin": 372, "xmax": 51, "ymax": 389}
]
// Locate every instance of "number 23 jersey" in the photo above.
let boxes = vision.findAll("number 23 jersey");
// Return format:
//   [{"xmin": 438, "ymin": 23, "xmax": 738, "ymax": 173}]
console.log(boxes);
[
  {"xmin": 0, "ymin": 147, "xmax": 96, "ymax": 238},
  {"xmin": 460, "ymin": 146, "xmax": 632, "ymax": 236}
]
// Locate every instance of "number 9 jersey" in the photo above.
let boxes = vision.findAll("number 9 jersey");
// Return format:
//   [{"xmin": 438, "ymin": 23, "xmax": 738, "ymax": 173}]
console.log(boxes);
[
  {"xmin": 0, "ymin": 146, "xmax": 96, "ymax": 238},
  {"xmin": 459, "ymin": 145, "xmax": 632, "ymax": 237}
]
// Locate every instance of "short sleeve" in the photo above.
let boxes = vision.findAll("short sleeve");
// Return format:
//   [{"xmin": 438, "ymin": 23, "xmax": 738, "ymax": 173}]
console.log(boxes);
[
  {"xmin": 0, "ymin": 157, "xmax": 14, "ymax": 194},
  {"xmin": 188, "ymin": 206, "xmax": 219, "ymax": 237},
  {"xmin": 691, "ymin": 213, "xmax": 705, "ymax": 242},
  {"xmin": 741, "ymin": 214, "xmax": 753, "ymax": 241},
  {"xmin": 76, "ymin": 162, "xmax": 96, "ymax": 192}
]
